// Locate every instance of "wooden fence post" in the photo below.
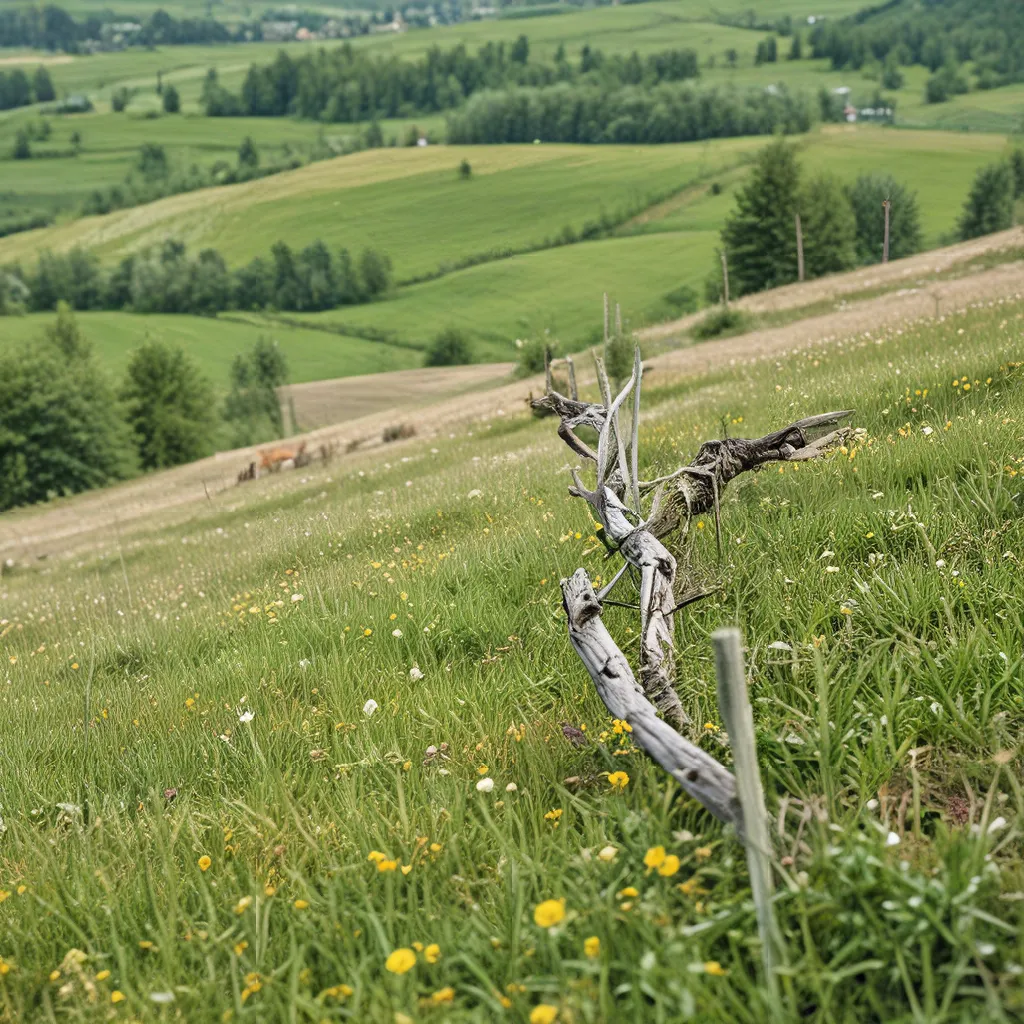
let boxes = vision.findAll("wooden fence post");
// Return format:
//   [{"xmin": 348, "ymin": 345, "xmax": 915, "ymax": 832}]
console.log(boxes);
[
  {"xmin": 713, "ymin": 627, "xmax": 781, "ymax": 1001},
  {"xmin": 720, "ymin": 250, "xmax": 730, "ymax": 307},
  {"xmin": 795, "ymin": 213, "xmax": 805, "ymax": 283},
  {"xmin": 882, "ymin": 199, "xmax": 891, "ymax": 264}
]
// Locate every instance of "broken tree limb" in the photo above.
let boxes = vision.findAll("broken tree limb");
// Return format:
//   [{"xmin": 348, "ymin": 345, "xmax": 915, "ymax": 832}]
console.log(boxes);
[{"xmin": 562, "ymin": 569, "xmax": 739, "ymax": 825}]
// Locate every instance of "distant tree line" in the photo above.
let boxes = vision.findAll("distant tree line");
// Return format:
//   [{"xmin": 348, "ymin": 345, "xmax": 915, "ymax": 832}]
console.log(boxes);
[
  {"xmin": 446, "ymin": 82, "xmax": 812, "ymax": 145},
  {"xmin": 710, "ymin": 135, "xmax": 1024, "ymax": 300},
  {"xmin": 810, "ymin": 0, "xmax": 1024, "ymax": 96},
  {"xmin": 0, "ymin": 6, "xmax": 242, "ymax": 51},
  {"xmin": 0, "ymin": 306, "xmax": 292, "ymax": 512},
  {"xmin": 2, "ymin": 238, "xmax": 394, "ymax": 317},
  {"xmin": 0, "ymin": 66, "xmax": 55, "ymax": 111},
  {"xmin": 204, "ymin": 40, "xmax": 700, "ymax": 120}
]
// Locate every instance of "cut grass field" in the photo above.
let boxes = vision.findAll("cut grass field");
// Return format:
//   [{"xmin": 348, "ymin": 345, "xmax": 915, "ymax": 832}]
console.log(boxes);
[{"xmin": 0, "ymin": 290, "xmax": 1021, "ymax": 1022}]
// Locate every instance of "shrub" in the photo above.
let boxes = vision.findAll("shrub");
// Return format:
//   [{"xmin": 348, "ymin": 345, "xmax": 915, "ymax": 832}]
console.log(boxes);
[
  {"xmin": 111, "ymin": 87, "xmax": 131, "ymax": 112},
  {"xmin": 799, "ymin": 174, "xmax": 856, "ymax": 278},
  {"xmin": 162, "ymin": 84, "xmax": 180, "ymax": 114},
  {"xmin": 847, "ymin": 174, "xmax": 923, "ymax": 265},
  {"xmin": 516, "ymin": 336, "xmax": 557, "ymax": 378},
  {"xmin": 958, "ymin": 162, "xmax": 1015, "ymax": 240},
  {"xmin": 459, "ymin": 159, "xmax": 472, "ymax": 180},
  {"xmin": 223, "ymin": 338, "xmax": 288, "ymax": 446},
  {"xmin": 120, "ymin": 342, "xmax": 217, "ymax": 469},
  {"xmin": 0, "ymin": 308, "xmax": 136, "ymax": 511},
  {"xmin": 663, "ymin": 285, "xmax": 698, "ymax": 314},
  {"xmin": 425, "ymin": 327, "xmax": 474, "ymax": 367},
  {"xmin": 12, "ymin": 129, "xmax": 30, "ymax": 160},
  {"xmin": 691, "ymin": 307, "xmax": 749, "ymax": 340}
]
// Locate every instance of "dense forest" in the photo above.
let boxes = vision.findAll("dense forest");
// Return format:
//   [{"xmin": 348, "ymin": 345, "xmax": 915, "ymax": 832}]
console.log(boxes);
[
  {"xmin": 810, "ymin": 0, "xmax": 1024, "ymax": 92},
  {"xmin": 445, "ymin": 82, "xmax": 813, "ymax": 144},
  {"xmin": 1, "ymin": 237, "xmax": 394, "ymax": 317},
  {"xmin": 204, "ymin": 40, "xmax": 700, "ymax": 120}
]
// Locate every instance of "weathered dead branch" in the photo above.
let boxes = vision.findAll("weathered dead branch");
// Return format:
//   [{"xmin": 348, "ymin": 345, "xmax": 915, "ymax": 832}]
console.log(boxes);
[
  {"xmin": 562, "ymin": 569, "xmax": 739, "ymax": 824},
  {"xmin": 538, "ymin": 346, "xmax": 851, "ymax": 745}
]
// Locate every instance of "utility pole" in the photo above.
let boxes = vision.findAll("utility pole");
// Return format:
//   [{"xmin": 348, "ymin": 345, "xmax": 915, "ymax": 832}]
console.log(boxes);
[
  {"xmin": 882, "ymin": 199, "xmax": 891, "ymax": 264},
  {"xmin": 795, "ymin": 213, "xmax": 805, "ymax": 283}
]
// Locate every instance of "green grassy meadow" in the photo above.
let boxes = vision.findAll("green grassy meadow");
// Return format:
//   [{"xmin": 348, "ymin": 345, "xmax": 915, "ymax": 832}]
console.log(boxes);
[
  {"xmin": 0, "ymin": 296, "xmax": 1021, "ymax": 1022},
  {"xmin": 0, "ymin": 311, "xmax": 421, "ymax": 385},
  {"xmin": 0, "ymin": 125, "xmax": 1014, "ymax": 387}
]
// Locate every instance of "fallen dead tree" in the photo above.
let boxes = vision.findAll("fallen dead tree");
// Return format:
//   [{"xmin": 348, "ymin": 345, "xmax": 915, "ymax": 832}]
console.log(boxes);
[{"xmin": 536, "ymin": 348, "xmax": 852, "ymax": 826}]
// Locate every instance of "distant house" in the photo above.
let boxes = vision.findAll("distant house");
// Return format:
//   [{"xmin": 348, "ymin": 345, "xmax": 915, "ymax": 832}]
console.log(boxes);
[
  {"xmin": 370, "ymin": 14, "xmax": 406, "ymax": 33},
  {"xmin": 844, "ymin": 104, "xmax": 857, "ymax": 122},
  {"xmin": 262, "ymin": 20, "xmax": 299, "ymax": 42}
]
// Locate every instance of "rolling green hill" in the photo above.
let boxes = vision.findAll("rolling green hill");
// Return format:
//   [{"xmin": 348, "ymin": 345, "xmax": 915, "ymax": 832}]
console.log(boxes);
[{"xmin": 0, "ymin": 126, "xmax": 1013, "ymax": 390}]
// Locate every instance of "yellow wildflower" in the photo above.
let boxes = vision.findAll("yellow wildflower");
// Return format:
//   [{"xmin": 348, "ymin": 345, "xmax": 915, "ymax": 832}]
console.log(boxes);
[
  {"xmin": 96, "ymin": 970, "xmax": 111, "ymax": 981},
  {"xmin": 367, "ymin": 850, "xmax": 386, "ymax": 863},
  {"xmin": 644, "ymin": 846, "xmax": 666, "ymax": 870},
  {"xmin": 198, "ymin": 855, "xmax": 212, "ymax": 872},
  {"xmin": 424, "ymin": 943, "xmax": 441, "ymax": 964},
  {"xmin": 607, "ymin": 771, "xmax": 629, "ymax": 790},
  {"xmin": 617, "ymin": 887, "xmax": 639, "ymax": 899},
  {"xmin": 533, "ymin": 898, "xmax": 566, "ymax": 928},
  {"xmin": 294, "ymin": 899, "xmax": 309, "ymax": 910},
  {"xmin": 377, "ymin": 859, "xmax": 398, "ymax": 872},
  {"xmin": 584, "ymin": 936, "xmax": 600, "ymax": 959},
  {"xmin": 431, "ymin": 986, "xmax": 455, "ymax": 1004},
  {"xmin": 385, "ymin": 948, "xmax": 416, "ymax": 975},
  {"xmin": 234, "ymin": 896, "xmax": 253, "ymax": 914},
  {"xmin": 703, "ymin": 961, "xmax": 728, "ymax": 976},
  {"xmin": 658, "ymin": 855, "xmax": 681, "ymax": 877},
  {"xmin": 111, "ymin": 990, "xmax": 125, "ymax": 1003},
  {"xmin": 530, "ymin": 1005, "xmax": 559, "ymax": 1024}
]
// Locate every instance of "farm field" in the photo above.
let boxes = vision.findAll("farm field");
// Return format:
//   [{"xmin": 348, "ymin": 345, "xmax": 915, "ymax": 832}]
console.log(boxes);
[
  {"xmin": 0, "ymin": 287, "xmax": 1021, "ymax": 1021},
  {"xmin": 0, "ymin": 126, "xmax": 1014, "ymax": 381},
  {"xmin": 0, "ymin": 310, "xmax": 421, "ymax": 384}
]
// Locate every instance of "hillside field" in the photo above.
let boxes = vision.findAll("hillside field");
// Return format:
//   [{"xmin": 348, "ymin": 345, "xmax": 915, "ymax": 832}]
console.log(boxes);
[
  {"xmin": 0, "ymin": 126, "xmax": 1014, "ymax": 389},
  {"xmin": 0, "ymin": 292, "xmax": 1021, "ymax": 1022}
]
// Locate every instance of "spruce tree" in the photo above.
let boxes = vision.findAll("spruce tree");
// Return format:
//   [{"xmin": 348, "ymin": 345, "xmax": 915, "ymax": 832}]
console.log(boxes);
[{"xmin": 720, "ymin": 136, "xmax": 801, "ymax": 296}]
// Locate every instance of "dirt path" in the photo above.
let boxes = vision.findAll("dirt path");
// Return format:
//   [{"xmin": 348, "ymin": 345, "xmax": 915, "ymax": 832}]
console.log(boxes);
[
  {"xmin": 639, "ymin": 226, "xmax": 1024, "ymax": 341},
  {"xmin": 4, "ymin": 238, "xmax": 1024, "ymax": 563}
]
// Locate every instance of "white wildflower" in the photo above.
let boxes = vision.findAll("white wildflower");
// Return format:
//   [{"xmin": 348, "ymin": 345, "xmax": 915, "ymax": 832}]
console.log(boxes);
[
  {"xmin": 291, "ymin": 593, "xmax": 304, "ymax": 602},
  {"xmin": 238, "ymin": 709, "xmax": 255, "ymax": 724},
  {"xmin": 476, "ymin": 777, "xmax": 494, "ymax": 793},
  {"xmin": 885, "ymin": 831, "xmax": 901, "ymax": 847},
  {"xmin": 409, "ymin": 666, "xmax": 424, "ymax": 681},
  {"xmin": 362, "ymin": 699, "xmax": 378, "ymax": 717},
  {"xmin": 505, "ymin": 782, "xmax": 517, "ymax": 792},
  {"xmin": 597, "ymin": 845, "xmax": 618, "ymax": 862},
  {"xmin": 392, "ymin": 628, "xmax": 403, "ymax": 638}
]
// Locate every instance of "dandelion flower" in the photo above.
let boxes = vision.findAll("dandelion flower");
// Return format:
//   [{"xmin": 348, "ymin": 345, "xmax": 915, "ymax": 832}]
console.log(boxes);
[
  {"xmin": 111, "ymin": 991, "xmax": 126, "ymax": 1003},
  {"xmin": 197, "ymin": 855, "xmax": 211, "ymax": 872},
  {"xmin": 377, "ymin": 859, "xmax": 398, "ymax": 872},
  {"xmin": 703, "ymin": 961, "xmax": 728, "ymax": 976},
  {"xmin": 367, "ymin": 850, "xmax": 386, "ymax": 863},
  {"xmin": 644, "ymin": 846, "xmax": 666, "ymax": 870},
  {"xmin": 424, "ymin": 943, "xmax": 441, "ymax": 964},
  {"xmin": 293, "ymin": 899, "xmax": 309, "ymax": 910},
  {"xmin": 607, "ymin": 771, "xmax": 629, "ymax": 790},
  {"xmin": 657, "ymin": 855, "xmax": 681, "ymax": 877},
  {"xmin": 96, "ymin": 970, "xmax": 111, "ymax": 981},
  {"xmin": 476, "ymin": 777, "xmax": 494, "ymax": 793},
  {"xmin": 431, "ymin": 986, "xmax": 455, "ymax": 1004},
  {"xmin": 617, "ymin": 887, "xmax": 639, "ymax": 899},
  {"xmin": 533, "ymin": 899, "xmax": 566, "ymax": 928},
  {"xmin": 584, "ymin": 936, "xmax": 600, "ymax": 959},
  {"xmin": 530, "ymin": 1005, "xmax": 559, "ymax": 1024},
  {"xmin": 385, "ymin": 948, "xmax": 416, "ymax": 975}
]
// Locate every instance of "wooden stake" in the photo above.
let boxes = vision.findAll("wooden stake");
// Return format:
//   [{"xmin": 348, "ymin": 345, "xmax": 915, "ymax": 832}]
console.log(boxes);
[
  {"xmin": 713, "ymin": 627, "xmax": 781, "ymax": 1000},
  {"xmin": 882, "ymin": 199, "xmax": 891, "ymax": 264},
  {"xmin": 720, "ymin": 250, "xmax": 730, "ymax": 307},
  {"xmin": 795, "ymin": 213, "xmax": 804, "ymax": 283}
]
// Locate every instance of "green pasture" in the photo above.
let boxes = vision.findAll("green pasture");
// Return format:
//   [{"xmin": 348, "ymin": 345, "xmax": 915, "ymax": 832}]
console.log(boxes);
[
  {"xmin": 0, "ymin": 295, "xmax": 1021, "ymax": 1022},
  {"xmin": 289, "ymin": 228, "xmax": 719, "ymax": 354},
  {"xmin": 0, "ymin": 311, "xmax": 420, "ymax": 386},
  {"xmin": 0, "ymin": 139, "xmax": 761, "ymax": 272},
  {"xmin": 632, "ymin": 127, "xmax": 1013, "ymax": 247}
]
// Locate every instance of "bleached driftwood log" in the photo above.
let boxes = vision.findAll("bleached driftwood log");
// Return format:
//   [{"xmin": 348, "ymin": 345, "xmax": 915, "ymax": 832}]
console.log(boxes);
[{"xmin": 540, "ymin": 345, "xmax": 851, "ymax": 823}]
